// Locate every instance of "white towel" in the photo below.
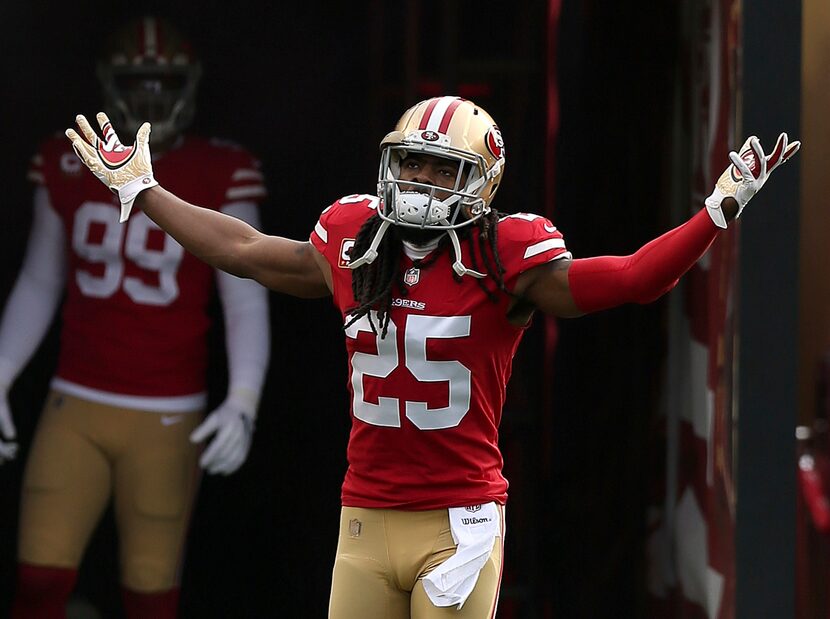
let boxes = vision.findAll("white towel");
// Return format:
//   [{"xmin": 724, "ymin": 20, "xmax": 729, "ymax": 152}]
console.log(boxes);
[{"xmin": 422, "ymin": 502, "xmax": 503, "ymax": 609}]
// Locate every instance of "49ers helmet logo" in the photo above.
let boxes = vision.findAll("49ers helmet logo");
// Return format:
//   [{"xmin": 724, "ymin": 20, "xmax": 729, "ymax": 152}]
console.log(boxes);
[
  {"xmin": 485, "ymin": 127, "xmax": 505, "ymax": 160},
  {"xmin": 421, "ymin": 130, "xmax": 440, "ymax": 142}
]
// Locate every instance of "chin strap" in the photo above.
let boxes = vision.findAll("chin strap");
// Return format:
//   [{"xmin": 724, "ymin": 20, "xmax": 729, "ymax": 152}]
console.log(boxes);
[
  {"xmin": 348, "ymin": 216, "xmax": 486, "ymax": 279},
  {"xmin": 448, "ymin": 229, "xmax": 486, "ymax": 278},
  {"xmin": 348, "ymin": 220, "xmax": 392, "ymax": 269}
]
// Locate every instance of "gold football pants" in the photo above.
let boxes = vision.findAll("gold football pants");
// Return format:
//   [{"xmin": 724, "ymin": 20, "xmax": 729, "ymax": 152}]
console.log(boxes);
[
  {"xmin": 18, "ymin": 391, "xmax": 202, "ymax": 591},
  {"xmin": 329, "ymin": 505, "xmax": 503, "ymax": 619}
]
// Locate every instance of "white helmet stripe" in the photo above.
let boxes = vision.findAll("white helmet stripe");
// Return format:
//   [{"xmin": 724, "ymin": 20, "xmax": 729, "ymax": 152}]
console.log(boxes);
[
  {"xmin": 143, "ymin": 16, "xmax": 158, "ymax": 57},
  {"xmin": 424, "ymin": 97, "xmax": 459, "ymax": 132}
]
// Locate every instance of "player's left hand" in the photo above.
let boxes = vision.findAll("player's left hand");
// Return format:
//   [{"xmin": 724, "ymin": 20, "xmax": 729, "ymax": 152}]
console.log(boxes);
[
  {"xmin": 65, "ymin": 112, "xmax": 158, "ymax": 223},
  {"xmin": 705, "ymin": 132, "xmax": 800, "ymax": 228},
  {"xmin": 190, "ymin": 391, "xmax": 257, "ymax": 475}
]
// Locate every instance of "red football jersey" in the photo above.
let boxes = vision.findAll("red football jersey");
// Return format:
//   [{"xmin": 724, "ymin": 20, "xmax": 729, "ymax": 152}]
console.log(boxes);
[
  {"xmin": 310, "ymin": 194, "xmax": 570, "ymax": 510},
  {"xmin": 28, "ymin": 135, "xmax": 266, "ymax": 403}
]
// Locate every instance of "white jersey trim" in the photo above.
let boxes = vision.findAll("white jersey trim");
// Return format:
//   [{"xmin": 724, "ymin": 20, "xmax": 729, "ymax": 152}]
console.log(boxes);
[
  {"xmin": 314, "ymin": 221, "xmax": 328, "ymax": 243},
  {"xmin": 50, "ymin": 378, "xmax": 207, "ymax": 413},
  {"xmin": 226, "ymin": 185, "xmax": 266, "ymax": 200},
  {"xmin": 231, "ymin": 168, "xmax": 264, "ymax": 181},
  {"xmin": 523, "ymin": 238, "xmax": 566, "ymax": 259}
]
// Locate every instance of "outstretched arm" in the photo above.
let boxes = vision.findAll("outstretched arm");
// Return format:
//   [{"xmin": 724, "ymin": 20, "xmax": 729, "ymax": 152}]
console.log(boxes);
[
  {"xmin": 65, "ymin": 112, "xmax": 330, "ymax": 298},
  {"xmin": 137, "ymin": 187, "xmax": 329, "ymax": 297},
  {"xmin": 515, "ymin": 133, "xmax": 799, "ymax": 317}
]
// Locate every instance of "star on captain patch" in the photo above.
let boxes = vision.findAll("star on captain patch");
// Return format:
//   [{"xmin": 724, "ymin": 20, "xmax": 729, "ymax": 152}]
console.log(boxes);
[
  {"xmin": 349, "ymin": 518, "xmax": 362, "ymax": 538},
  {"xmin": 404, "ymin": 267, "xmax": 420, "ymax": 287}
]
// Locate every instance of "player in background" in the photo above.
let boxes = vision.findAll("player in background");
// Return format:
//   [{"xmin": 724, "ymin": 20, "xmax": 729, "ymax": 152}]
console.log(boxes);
[
  {"xmin": 65, "ymin": 96, "xmax": 798, "ymax": 618},
  {"xmin": 0, "ymin": 16, "xmax": 270, "ymax": 619}
]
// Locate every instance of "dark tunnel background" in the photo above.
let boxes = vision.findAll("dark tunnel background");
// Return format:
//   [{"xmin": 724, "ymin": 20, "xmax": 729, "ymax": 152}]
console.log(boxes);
[{"xmin": 0, "ymin": 1, "xmax": 680, "ymax": 616}]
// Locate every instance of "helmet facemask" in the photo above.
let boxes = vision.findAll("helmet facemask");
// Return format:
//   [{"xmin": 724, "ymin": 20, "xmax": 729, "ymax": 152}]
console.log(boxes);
[
  {"xmin": 349, "ymin": 142, "xmax": 496, "ymax": 277},
  {"xmin": 98, "ymin": 63, "xmax": 201, "ymax": 146},
  {"xmin": 378, "ymin": 144, "xmax": 490, "ymax": 233}
]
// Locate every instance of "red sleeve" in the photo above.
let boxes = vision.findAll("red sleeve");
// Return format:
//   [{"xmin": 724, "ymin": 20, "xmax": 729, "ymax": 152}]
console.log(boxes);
[
  {"xmin": 310, "ymin": 203, "xmax": 337, "ymax": 259},
  {"xmin": 495, "ymin": 212, "xmax": 571, "ymax": 289},
  {"xmin": 309, "ymin": 194, "xmax": 377, "ymax": 312},
  {"xmin": 567, "ymin": 207, "xmax": 720, "ymax": 313},
  {"xmin": 310, "ymin": 194, "xmax": 377, "ymax": 269}
]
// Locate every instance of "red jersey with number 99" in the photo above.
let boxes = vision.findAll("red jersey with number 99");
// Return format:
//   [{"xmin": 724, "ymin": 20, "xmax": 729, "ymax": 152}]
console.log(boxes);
[
  {"xmin": 310, "ymin": 194, "xmax": 570, "ymax": 510},
  {"xmin": 27, "ymin": 135, "xmax": 266, "ymax": 399}
]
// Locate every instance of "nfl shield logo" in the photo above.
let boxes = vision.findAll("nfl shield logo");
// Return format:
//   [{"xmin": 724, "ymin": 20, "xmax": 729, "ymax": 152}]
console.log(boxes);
[{"xmin": 404, "ymin": 267, "xmax": 420, "ymax": 287}]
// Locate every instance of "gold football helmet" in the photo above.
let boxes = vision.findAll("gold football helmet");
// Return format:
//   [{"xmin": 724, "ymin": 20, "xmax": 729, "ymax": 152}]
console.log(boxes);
[
  {"xmin": 378, "ymin": 96, "xmax": 505, "ymax": 228},
  {"xmin": 97, "ymin": 16, "xmax": 202, "ymax": 145},
  {"xmin": 352, "ymin": 97, "xmax": 506, "ymax": 277}
]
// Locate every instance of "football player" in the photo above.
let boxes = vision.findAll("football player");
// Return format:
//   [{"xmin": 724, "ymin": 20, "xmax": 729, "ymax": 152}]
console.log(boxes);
[
  {"xmin": 65, "ymin": 96, "xmax": 798, "ymax": 618},
  {"xmin": 1, "ymin": 16, "xmax": 270, "ymax": 619}
]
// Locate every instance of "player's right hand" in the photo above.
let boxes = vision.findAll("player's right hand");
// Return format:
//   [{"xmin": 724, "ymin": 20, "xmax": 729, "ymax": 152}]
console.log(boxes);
[
  {"xmin": 190, "ymin": 397, "xmax": 256, "ymax": 476},
  {"xmin": 65, "ymin": 112, "xmax": 158, "ymax": 223},
  {"xmin": 0, "ymin": 394, "xmax": 18, "ymax": 463}
]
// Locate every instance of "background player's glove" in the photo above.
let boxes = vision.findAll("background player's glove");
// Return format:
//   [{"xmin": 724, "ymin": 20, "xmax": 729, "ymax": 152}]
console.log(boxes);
[
  {"xmin": 190, "ymin": 389, "xmax": 258, "ymax": 476},
  {"xmin": 65, "ymin": 112, "xmax": 157, "ymax": 223},
  {"xmin": 0, "ymin": 390, "xmax": 18, "ymax": 463},
  {"xmin": 705, "ymin": 132, "xmax": 800, "ymax": 228}
]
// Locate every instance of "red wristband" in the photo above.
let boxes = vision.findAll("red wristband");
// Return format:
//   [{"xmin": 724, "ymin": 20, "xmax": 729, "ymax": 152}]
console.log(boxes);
[{"xmin": 568, "ymin": 208, "xmax": 719, "ymax": 313}]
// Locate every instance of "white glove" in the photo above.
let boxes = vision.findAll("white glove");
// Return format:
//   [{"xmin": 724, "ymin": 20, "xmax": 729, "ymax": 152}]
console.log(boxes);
[
  {"xmin": 190, "ymin": 389, "xmax": 258, "ymax": 476},
  {"xmin": 65, "ymin": 113, "xmax": 157, "ymax": 223},
  {"xmin": 705, "ymin": 132, "xmax": 800, "ymax": 228},
  {"xmin": 0, "ymin": 391, "xmax": 18, "ymax": 463}
]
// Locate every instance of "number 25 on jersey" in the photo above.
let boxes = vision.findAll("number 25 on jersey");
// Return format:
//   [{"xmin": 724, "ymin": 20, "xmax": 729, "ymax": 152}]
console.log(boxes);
[{"xmin": 345, "ymin": 312, "xmax": 472, "ymax": 431}]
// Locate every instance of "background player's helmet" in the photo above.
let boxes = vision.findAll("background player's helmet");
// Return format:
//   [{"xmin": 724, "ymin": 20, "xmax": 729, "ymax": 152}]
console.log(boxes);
[
  {"xmin": 376, "ymin": 96, "xmax": 505, "ymax": 231},
  {"xmin": 97, "ymin": 16, "xmax": 202, "ymax": 145}
]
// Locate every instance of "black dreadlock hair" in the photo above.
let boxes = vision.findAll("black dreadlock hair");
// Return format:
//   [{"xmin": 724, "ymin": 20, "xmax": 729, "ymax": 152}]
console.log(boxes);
[{"xmin": 344, "ymin": 210, "xmax": 509, "ymax": 338}]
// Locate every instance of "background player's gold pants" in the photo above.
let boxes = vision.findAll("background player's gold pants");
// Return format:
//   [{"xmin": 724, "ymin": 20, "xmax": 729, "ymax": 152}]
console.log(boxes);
[
  {"xmin": 329, "ymin": 505, "xmax": 503, "ymax": 619},
  {"xmin": 18, "ymin": 391, "xmax": 202, "ymax": 591}
]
